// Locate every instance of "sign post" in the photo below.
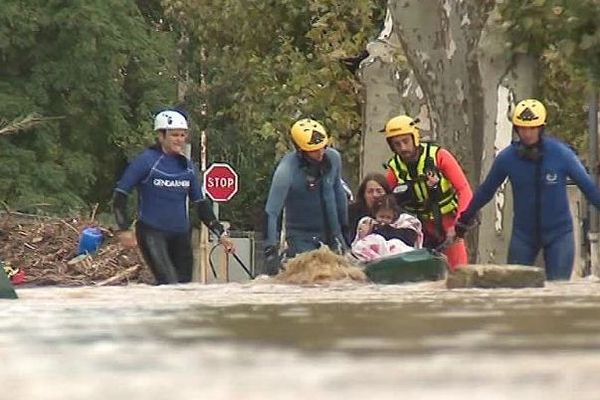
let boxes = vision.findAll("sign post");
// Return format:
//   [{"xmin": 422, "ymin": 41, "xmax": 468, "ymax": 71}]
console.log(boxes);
[{"xmin": 197, "ymin": 131, "xmax": 209, "ymax": 284}]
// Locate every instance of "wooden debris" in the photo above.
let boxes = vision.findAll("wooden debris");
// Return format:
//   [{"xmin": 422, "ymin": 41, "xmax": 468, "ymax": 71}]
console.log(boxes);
[
  {"xmin": 0, "ymin": 214, "xmax": 155, "ymax": 286},
  {"xmin": 95, "ymin": 265, "xmax": 141, "ymax": 287},
  {"xmin": 67, "ymin": 254, "xmax": 91, "ymax": 266}
]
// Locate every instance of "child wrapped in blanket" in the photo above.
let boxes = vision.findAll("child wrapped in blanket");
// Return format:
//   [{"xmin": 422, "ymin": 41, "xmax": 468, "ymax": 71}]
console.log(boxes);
[{"xmin": 351, "ymin": 194, "xmax": 423, "ymax": 262}]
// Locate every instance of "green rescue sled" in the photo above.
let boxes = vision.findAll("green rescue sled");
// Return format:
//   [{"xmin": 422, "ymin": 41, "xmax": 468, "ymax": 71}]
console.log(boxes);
[
  {"xmin": 0, "ymin": 264, "xmax": 18, "ymax": 299},
  {"xmin": 364, "ymin": 249, "xmax": 448, "ymax": 284}
]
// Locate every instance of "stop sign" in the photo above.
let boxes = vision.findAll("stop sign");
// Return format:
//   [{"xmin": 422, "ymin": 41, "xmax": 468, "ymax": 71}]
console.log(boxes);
[{"xmin": 203, "ymin": 162, "xmax": 239, "ymax": 202}]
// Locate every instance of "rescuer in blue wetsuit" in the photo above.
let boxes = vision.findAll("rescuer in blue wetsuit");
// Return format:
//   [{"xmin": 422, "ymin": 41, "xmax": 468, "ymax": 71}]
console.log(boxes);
[
  {"xmin": 113, "ymin": 109, "xmax": 234, "ymax": 284},
  {"xmin": 457, "ymin": 99, "xmax": 600, "ymax": 280},
  {"xmin": 263, "ymin": 118, "xmax": 348, "ymax": 274}
]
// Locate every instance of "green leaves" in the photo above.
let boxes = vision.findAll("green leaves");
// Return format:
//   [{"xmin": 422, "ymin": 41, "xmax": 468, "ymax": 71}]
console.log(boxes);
[
  {"xmin": 500, "ymin": 0, "xmax": 600, "ymax": 82},
  {"xmin": 2, "ymin": 0, "xmax": 597, "ymax": 229},
  {"xmin": 498, "ymin": 0, "xmax": 600, "ymax": 156},
  {"xmin": 163, "ymin": 0, "xmax": 382, "ymax": 228},
  {"xmin": 1, "ymin": 0, "xmax": 381, "ymax": 227},
  {"xmin": 0, "ymin": 0, "xmax": 176, "ymax": 213}
]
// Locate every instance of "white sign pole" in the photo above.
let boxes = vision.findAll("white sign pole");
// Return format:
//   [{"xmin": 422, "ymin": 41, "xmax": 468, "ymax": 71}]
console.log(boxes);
[{"xmin": 198, "ymin": 130, "xmax": 209, "ymax": 283}]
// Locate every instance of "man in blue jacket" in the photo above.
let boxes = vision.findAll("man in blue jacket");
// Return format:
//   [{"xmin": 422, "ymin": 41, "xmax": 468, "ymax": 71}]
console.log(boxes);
[
  {"xmin": 263, "ymin": 118, "xmax": 348, "ymax": 274},
  {"xmin": 113, "ymin": 109, "xmax": 233, "ymax": 284},
  {"xmin": 457, "ymin": 99, "xmax": 600, "ymax": 280}
]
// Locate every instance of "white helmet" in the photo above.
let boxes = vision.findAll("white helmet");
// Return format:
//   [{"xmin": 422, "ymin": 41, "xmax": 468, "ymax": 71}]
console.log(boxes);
[{"xmin": 154, "ymin": 110, "xmax": 188, "ymax": 131}]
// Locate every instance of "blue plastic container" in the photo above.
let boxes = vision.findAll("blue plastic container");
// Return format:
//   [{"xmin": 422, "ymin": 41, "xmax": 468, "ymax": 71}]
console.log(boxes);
[{"xmin": 77, "ymin": 227, "xmax": 104, "ymax": 255}]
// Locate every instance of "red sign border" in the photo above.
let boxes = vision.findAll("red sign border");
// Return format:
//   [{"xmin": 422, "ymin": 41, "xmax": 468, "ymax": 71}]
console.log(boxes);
[{"xmin": 203, "ymin": 162, "xmax": 239, "ymax": 202}]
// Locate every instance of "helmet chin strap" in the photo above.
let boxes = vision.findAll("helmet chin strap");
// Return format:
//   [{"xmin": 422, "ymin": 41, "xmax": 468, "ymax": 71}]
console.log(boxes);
[
  {"xmin": 299, "ymin": 150, "xmax": 331, "ymax": 179},
  {"xmin": 295, "ymin": 146, "xmax": 325, "ymax": 162},
  {"xmin": 513, "ymin": 125, "xmax": 545, "ymax": 161},
  {"xmin": 513, "ymin": 125, "xmax": 545, "ymax": 142},
  {"xmin": 302, "ymin": 151, "xmax": 325, "ymax": 164}
]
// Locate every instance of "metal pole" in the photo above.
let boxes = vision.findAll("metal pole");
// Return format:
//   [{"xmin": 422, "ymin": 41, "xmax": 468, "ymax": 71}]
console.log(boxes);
[
  {"xmin": 588, "ymin": 88, "xmax": 599, "ymax": 277},
  {"xmin": 219, "ymin": 242, "xmax": 229, "ymax": 283},
  {"xmin": 199, "ymin": 130, "xmax": 209, "ymax": 283},
  {"xmin": 197, "ymin": 44, "xmax": 210, "ymax": 283}
]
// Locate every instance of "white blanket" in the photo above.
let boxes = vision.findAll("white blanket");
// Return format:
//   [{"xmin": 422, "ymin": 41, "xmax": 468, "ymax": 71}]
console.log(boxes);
[{"xmin": 351, "ymin": 214, "xmax": 423, "ymax": 262}]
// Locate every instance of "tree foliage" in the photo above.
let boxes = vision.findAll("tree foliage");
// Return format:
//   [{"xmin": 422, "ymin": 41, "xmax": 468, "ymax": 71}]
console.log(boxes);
[
  {"xmin": 162, "ymin": 0, "xmax": 385, "ymax": 228},
  {"xmin": 1, "ymin": 0, "xmax": 599, "ymax": 229},
  {"xmin": 499, "ymin": 0, "xmax": 600, "ymax": 154},
  {"xmin": 0, "ymin": 0, "xmax": 176, "ymax": 213}
]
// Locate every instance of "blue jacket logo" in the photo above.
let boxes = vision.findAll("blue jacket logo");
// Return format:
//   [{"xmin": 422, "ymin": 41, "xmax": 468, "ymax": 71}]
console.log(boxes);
[
  {"xmin": 153, "ymin": 178, "xmax": 190, "ymax": 188},
  {"xmin": 545, "ymin": 173, "xmax": 558, "ymax": 184}
]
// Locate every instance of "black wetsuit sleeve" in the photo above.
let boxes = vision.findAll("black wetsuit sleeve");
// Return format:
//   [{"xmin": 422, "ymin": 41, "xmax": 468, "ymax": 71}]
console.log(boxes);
[
  {"xmin": 196, "ymin": 199, "xmax": 225, "ymax": 236},
  {"xmin": 113, "ymin": 191, "xmax": 132, "ymax": 231}
]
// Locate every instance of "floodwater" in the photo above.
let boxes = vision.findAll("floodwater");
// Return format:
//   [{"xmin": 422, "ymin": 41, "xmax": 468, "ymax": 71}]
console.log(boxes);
[{"xmin": 1, "ymin": 280, "xmax": 600, "ymax": 400}]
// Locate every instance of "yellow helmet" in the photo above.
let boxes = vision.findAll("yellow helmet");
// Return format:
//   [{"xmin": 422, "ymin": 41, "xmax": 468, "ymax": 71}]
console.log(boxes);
[
  {"xmin": 381, "ymin": 115, "xmax": 420, "ymax": 146},
  {"xmin": 290, "ymin": 118, "xmax": 329, "ymax": 151},
  {"xmin": 512, "ymin": 99, "xmax": 547, "ymax": 127}
]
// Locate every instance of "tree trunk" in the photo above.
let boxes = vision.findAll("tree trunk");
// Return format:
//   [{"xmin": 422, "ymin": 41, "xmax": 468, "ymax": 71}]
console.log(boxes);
[
  {"xmin": 470, "ymin": 8, "xmax": 538, "ymax": 263},
  {"xmin": 358, "ymin": 10, "xmax": 407, "ymax": 180},
  {"xmin": 360, "ymin": 1, "xmax": 538, "ymax": 263},
  {"xmin": 388, "ymin": 0, "xmax": 497, "ymax": 176}
]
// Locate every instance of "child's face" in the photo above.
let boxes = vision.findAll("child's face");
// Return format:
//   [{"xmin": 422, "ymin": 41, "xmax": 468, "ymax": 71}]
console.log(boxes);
[{"xmin": 375, "ymin": 209, "xmax": 396, "ymax": 225}]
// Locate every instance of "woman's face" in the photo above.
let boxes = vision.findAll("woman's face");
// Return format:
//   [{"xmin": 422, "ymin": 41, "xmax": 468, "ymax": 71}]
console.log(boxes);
[{"xmin": 364, "ymin": 180, "xmax": 386, "ymax": 208}]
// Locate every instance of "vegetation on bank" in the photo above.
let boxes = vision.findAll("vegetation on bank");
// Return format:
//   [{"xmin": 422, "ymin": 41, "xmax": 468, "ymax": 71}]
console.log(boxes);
[{"xmin": 1, "ymin": 0, "xmax": 599, "ymax": 229}]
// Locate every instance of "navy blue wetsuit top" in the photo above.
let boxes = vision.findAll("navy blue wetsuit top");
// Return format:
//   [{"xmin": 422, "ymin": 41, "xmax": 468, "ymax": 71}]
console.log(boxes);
[
  {"xmin": 461, "ymin": 136, "xmax": 600, "ymax": 244},
  {"xmin": 264, "ymin": 148, "xmax": 348, "ymax": 247},
  {"xmin": 115, "ymin": 147, "xmax": 203, "ymax": 233}
]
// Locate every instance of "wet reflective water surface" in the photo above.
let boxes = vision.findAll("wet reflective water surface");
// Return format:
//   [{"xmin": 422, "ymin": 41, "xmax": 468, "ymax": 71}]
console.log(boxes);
[{"xmin": 1, "ymin": 281, "xmax": 600, "ymax": 399}]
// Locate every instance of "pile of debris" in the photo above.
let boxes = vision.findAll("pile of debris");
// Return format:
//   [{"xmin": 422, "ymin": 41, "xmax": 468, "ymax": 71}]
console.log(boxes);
[
  {"xmin": 0, "ymin": 213, "xmax": 155, "ymax": 286},
  {"xmin": 273, "ymin": 246, "xmax": 367, "ymax": 284}
]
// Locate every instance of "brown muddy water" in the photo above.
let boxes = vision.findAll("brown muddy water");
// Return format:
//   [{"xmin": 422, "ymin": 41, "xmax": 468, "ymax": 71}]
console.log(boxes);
[{"xmin": 1, "ymin": 280, "xmax": 600, "ymax": 400}]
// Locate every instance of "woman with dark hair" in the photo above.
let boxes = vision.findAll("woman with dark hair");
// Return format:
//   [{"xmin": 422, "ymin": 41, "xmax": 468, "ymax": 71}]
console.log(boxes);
[{"xmin": 346, "ymin": 173, "xmax": 391, "ymax": 242}]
